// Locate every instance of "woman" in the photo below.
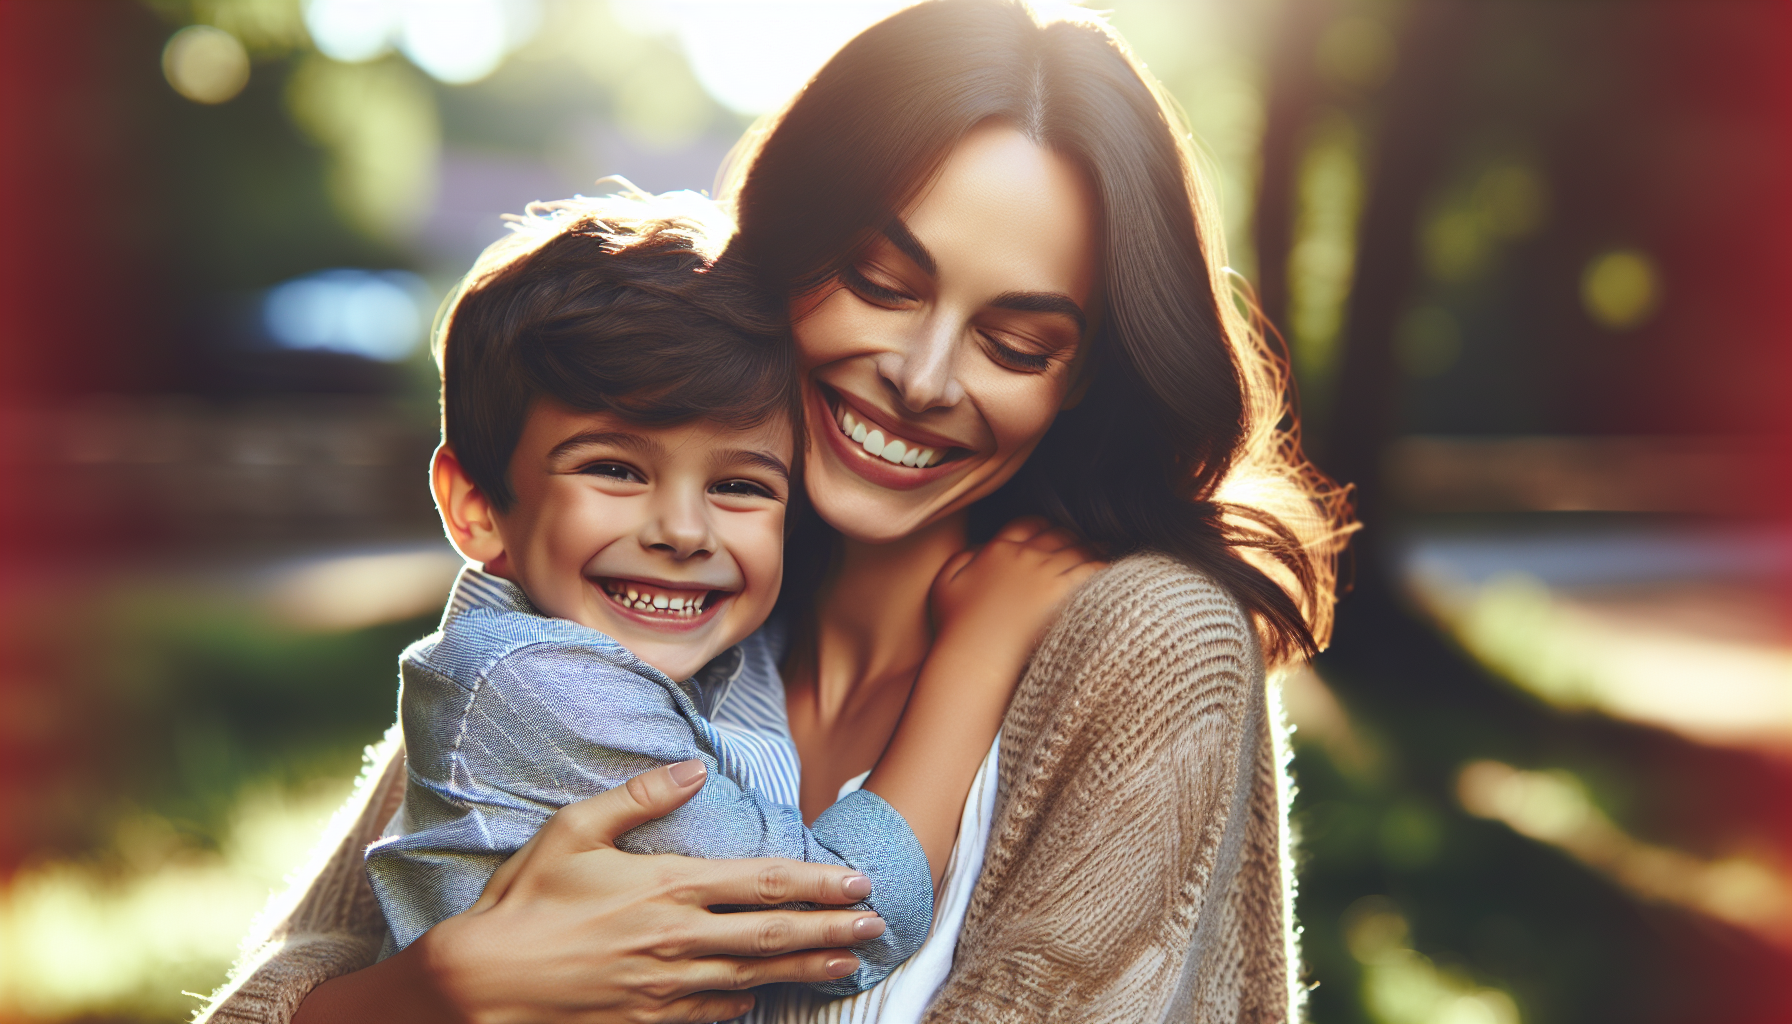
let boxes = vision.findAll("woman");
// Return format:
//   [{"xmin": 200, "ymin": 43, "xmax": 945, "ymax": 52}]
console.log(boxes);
[{"xmin": 203, "ymin": 2, "xmax": 1349, "ymax": 1021}]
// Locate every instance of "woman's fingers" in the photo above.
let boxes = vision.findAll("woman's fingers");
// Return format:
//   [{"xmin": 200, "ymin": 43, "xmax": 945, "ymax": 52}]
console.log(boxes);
[
  {"xmin": 935, "ymin": 547, "xmax": 978, "ymax": 587},
  {"xmin": 668, "ymin": 856, "xmax": 875, "ymax": 907},
  {"xmin": 677, "ymin": 948, "xmax": 864, "ymax": 993},
  {"xmin": 993, "ymin": 515, "xmax": 1052, "ymax": 544},
  {"xmin": 534, "ymin": 760, "xmax": 710, "ymax": 858},
  {"xmin": 676, "ymin": 908, "xmax": 884, "ymax": 957}
]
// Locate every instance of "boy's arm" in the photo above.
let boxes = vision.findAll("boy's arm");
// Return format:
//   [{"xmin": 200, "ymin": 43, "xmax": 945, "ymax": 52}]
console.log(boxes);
[
  {"xmin": 366, "ymin": 643, "xmax": 931, "ymax": 995},
  {"xmin": 864, "ymin": 519, "xmax": 1105, "ymax": 888}
]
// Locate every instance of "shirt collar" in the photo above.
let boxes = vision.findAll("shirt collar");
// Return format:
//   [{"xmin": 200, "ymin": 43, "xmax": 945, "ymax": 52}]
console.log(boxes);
[{"xmin": 443, "ymin": 564, "xmax": 537, "ymax": 623}]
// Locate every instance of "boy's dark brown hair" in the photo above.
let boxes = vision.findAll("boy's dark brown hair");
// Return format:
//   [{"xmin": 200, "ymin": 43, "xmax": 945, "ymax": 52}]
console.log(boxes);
[{"xmin": 434, "ymin": 191, "xmax": 797, "ymax": 511}]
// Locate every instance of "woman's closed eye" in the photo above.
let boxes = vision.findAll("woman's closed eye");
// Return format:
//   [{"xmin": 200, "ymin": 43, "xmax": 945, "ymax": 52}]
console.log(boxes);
[
  {"xmin": 840, "ymin": 263, "xmax": 915, "ymax": 308},
  {"xmin": 978, "ymin": 330, "xmax": 1055, "ymax": 373}
]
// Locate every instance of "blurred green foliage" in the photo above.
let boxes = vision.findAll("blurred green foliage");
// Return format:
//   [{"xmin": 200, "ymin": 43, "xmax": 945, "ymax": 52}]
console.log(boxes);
[{"xmin": 5, "ymin": 582, "xmax": 425, "ymax": 864}]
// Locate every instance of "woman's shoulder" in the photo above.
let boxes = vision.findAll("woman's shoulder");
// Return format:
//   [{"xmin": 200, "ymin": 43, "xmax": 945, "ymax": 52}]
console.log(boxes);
[
  {"xmin": 1009, "ymin": 549, "xmax": 1264, "ymax": 735},
  {"xmin": 1054, "ymin": 550, "xmax": 1260, "ymax": 661}
]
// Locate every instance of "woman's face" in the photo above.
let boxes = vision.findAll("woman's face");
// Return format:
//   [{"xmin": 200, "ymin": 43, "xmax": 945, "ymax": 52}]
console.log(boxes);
[{"xmin": 793, "ymin": 123, "xmax": 1100, "ymax": 544}]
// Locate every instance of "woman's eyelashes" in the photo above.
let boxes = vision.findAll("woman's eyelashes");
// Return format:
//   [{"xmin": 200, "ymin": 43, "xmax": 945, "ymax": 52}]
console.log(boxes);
[
  {"xmin": 979, "ymin": 331, "xmax": 1055, "ymax": 372},
  {"xmin": 840, "ymin": 263, "xmax": 914, "ymax": 307}
]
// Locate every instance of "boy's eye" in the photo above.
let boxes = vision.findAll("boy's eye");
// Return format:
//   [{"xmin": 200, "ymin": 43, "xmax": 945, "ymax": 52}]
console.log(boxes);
[
  {"xmin": 581, "ymin": 462, "xmax": 643, "ymax": 483},
  {"xmin": 711, "ymin": 479, "xmax": 777, "ymax": 500}
]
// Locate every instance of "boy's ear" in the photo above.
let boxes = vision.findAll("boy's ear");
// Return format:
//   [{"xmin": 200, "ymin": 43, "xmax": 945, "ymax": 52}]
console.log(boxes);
[{"xmin": 432, "ymin": 444, "xmax": 508, "ymax": 571}]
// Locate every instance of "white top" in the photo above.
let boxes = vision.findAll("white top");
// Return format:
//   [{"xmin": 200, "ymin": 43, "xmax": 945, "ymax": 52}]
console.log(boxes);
[{"xmin": 736, "ymin": 734, "xmax": 1002, "ymax": 1024}]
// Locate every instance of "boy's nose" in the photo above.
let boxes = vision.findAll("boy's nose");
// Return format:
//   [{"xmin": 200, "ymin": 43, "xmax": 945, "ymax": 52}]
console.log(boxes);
[{"xmin": 640, "ymin": 494, "xmax": 716, "ymax": 560}]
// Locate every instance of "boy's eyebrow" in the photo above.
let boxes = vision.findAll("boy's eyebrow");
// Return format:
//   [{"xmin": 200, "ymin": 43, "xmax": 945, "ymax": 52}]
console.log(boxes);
[
  {"xmin": 546, "ymin": 430, "xmax": 661, "ymax": 461},
  {"xmin": 714, "ymin": 448, "xmax": 790, "ymax": 480},
  {"xmin": 882, "ymin": 219, "xmax": 938, "ymax": 276}
]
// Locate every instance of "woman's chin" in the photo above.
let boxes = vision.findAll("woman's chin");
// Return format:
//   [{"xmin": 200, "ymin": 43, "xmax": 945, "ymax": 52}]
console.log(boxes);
[{"xmin": 805, "ymin": 460, "xmax": 967, "ymax": 545}]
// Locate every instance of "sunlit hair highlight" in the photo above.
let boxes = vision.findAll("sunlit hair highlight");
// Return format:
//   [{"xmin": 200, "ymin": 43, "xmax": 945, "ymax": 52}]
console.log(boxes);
[{"xmin": 722, "ymin": 0, "xmax": 1353, "ymax": 662}]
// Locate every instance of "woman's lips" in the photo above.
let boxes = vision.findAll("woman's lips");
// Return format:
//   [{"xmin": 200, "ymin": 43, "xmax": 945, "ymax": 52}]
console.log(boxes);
[
  {"xmin": 813, "ymin": 387, "xmax": 971, "ymax": 491},
  {"xmin": 834, "ymin": 405, "xmax": 946, "ymax": 467}
]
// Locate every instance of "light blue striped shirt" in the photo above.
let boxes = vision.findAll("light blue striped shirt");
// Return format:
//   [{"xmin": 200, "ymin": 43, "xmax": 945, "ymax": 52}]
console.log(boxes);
[{"xmin": 364, "ymin": 567, "xmax": 934, "ymax": 995}]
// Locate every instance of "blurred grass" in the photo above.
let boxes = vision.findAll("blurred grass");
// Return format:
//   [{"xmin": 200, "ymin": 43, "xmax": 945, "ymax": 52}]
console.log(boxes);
[{"xmin": 0, "ymin": 578, "xmax": 429, "ymax": 1020}]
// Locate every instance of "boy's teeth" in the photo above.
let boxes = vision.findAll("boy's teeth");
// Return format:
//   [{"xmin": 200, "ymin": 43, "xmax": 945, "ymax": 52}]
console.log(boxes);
[
  {"xmin": 836, "ymin": 406, "xmax": 943, "ymax": 468},
  {"xmin": 602, "ymin": 581, "xmax": 710, "ymax": 616}
]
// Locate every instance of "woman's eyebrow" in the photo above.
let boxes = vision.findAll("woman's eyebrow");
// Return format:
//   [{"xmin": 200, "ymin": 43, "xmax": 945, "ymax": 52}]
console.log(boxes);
[
  {"xmin": 546, "ymin": 430, "xmax": 659, "ymax": 461},
  {"xmin": 989, "ymin": 290, "xmax": 1088, "ymax": 334},
  {"xmin": 882, "ymin": 219, "xmax": 938, "ymax": 276},
  {"xmin": 712, "ymin": 448, "xmax": 790, "ymax": 481}
]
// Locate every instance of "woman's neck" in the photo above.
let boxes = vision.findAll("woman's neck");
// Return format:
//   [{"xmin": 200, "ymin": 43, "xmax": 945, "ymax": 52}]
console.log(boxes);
[{"xmin": 805, "ymin": 510, "xmax": 969, "ymax": 718}]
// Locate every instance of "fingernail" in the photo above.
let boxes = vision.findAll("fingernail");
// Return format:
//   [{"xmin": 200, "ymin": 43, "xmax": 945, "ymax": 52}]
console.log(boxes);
[
  {"xmin": 852, "ymin": 915, "xmax": 886, "ymax": 939},
  {"xmin": 825, "ymin": 956, "xmax": 859, "ymax": 978},
  {"xmin": 841, "ymin": 874, "xmax": 872, "ymax": 899},
  {"xmin": 669, "ymin": 759, "xmax": 707, "ymax": 787}
]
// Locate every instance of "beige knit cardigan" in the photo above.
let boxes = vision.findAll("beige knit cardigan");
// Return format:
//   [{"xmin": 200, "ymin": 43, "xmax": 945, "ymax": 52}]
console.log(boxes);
[{"xmin": 199, "ymin": 552, "xmax": 1302, "ymax": 1023}]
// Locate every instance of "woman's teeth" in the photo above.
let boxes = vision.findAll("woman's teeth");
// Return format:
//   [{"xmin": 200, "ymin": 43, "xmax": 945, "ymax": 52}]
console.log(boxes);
[
  {"xmin": 836, "ymin": 407, "xmax": 942, "ymax": 468},
  {"xmin": 602, "ymin": 581, "xmax": 710, "ymax": 617}
]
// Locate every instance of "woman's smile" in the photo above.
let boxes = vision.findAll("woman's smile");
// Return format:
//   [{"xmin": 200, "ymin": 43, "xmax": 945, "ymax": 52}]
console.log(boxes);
[{"xmin": 813, "ymin": 385, "xmax": 975, "ymax": 491}]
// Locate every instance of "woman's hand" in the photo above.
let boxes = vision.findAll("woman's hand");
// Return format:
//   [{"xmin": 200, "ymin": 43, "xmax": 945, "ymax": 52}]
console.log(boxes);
[
  {"xmin": 294, "ymin": 762, "xmax": 885, "ymax": 1024},
  {"xmin": 930, "ymin": 516, "xmax": 1106, "ymax": 660}
]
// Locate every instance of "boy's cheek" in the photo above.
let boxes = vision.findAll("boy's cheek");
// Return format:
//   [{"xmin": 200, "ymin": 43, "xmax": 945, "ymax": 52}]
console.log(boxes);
[{"xmin": 729, "ymin": 520, "xmax": 787, "ymax": 598}]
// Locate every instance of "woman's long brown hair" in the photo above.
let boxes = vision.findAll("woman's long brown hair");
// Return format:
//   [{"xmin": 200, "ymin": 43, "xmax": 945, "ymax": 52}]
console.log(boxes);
[{"xmin": 722, "ymin": 0, "xmax": 1354, "ymax": 664}]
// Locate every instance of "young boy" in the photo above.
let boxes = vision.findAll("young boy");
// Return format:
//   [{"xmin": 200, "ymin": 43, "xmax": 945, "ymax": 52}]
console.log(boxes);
[{"xmin": 364, "ymin": 194, "xmax": 985, "ymax": 996}]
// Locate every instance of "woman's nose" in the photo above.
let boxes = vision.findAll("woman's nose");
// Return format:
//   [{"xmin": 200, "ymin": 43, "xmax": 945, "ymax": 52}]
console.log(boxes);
[
  {"xmin": 640, "ymin": 491, "xmax": 716, "ymax": 560},
  {"xmin": 878, "ymin": 317, "xmax": 967, "ymax": 413}
]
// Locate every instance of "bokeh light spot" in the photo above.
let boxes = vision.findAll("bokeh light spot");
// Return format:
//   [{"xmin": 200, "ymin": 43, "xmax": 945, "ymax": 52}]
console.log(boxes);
[
  {"xmin": 284, "ymin": 56, "xmax": 440, "ymax": 240},
  {"xmin": 623, "ymin": 0, "xmax": 914, "ymax": 115},
  {"xmin": 399, "ymin": 0, "xmax": 511, "ymax": 85},
  {"xmin": 1343, "ymin": 895, "xmax": 1410, "ymax": 964},
  {"xmin": 162, "ymin": 25, "xmax": 251, "ymax": 105},
  {"xmin": 302, "ymin": 0, "xmax": 541, "ymax": 84},
  {"xmin": 1422, "ymin": 207, "xmax": 1489, "ymax": 283},
  {"xmin": 1343, "ymin": 896, "xmax": 1525, "ymax": 1024},
  {"xmin": 263, "ymin": 269, "xmax": 430, "ymax": 361},
  {"xmin": 302, "ymin": 0, "xmax": 399, "ymax": 62},
  {"xmin": 1581, "ymin": 248, "xmax": 1660, "ymax": 331}
]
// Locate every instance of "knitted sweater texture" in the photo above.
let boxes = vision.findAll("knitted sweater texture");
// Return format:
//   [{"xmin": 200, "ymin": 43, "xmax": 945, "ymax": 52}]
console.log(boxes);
[{"xmin": 197, "ymin": 552, "xmax": 1300, "ymax": 1023}]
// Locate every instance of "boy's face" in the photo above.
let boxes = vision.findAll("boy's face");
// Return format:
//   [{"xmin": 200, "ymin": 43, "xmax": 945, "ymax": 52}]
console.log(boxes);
[{"xmin": 440, "ymin": 400, "xmax": 793, "ymax": 681}]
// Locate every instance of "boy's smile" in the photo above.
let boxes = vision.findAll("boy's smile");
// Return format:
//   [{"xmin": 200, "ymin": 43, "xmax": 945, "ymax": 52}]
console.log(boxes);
[{"xmin": 435, "ymin": 400, "xmax": 793, "ymax": 681}]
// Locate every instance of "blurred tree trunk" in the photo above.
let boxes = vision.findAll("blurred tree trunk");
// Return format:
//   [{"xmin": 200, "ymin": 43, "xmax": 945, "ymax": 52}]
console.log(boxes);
[
  {"xmin": 1252, "ymin": 0, "xmax": 1331, "ymax": 342},
  {"xmin": 1322, "ymin": 0, "xmax": 1476, "ymax": 549}
]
